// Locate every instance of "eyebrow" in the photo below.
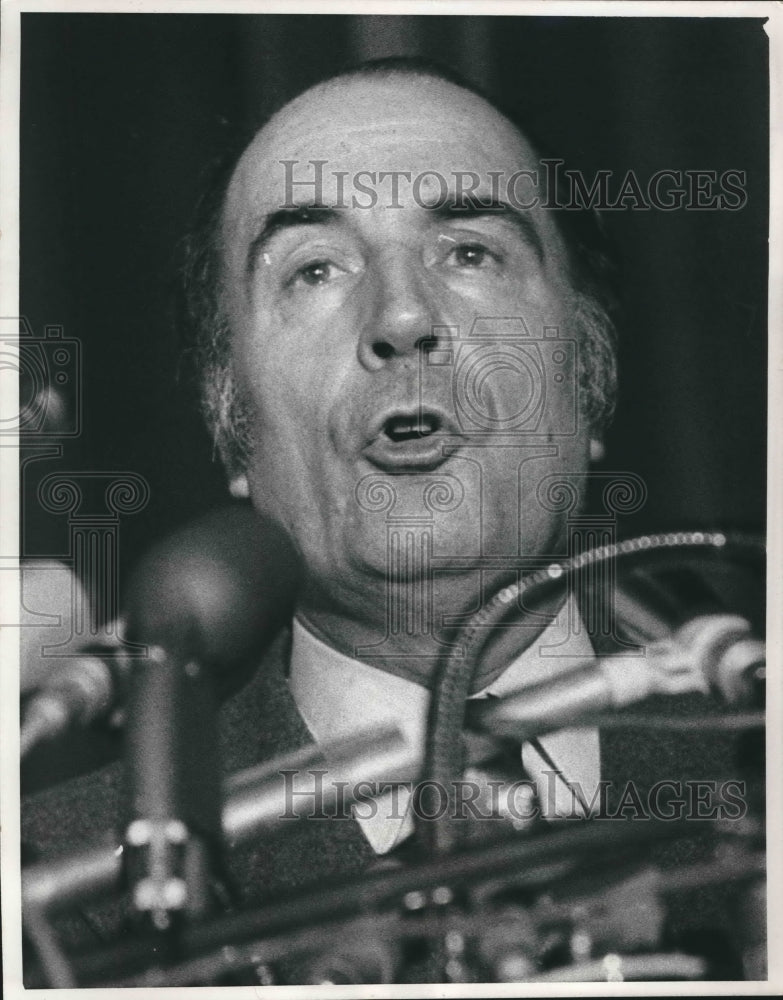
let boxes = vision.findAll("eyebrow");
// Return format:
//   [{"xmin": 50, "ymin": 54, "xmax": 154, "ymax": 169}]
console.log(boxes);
[
  {"xmin": 427, "ymin": 199, "xmax": 544, "ymax": 261},
  {"xmin": 245, "ymin": 204, "xmax": 341, "ymax": 278},
  {"xmin": 244, "ymin": 197, "xmax": 544, "ymax": 278}
]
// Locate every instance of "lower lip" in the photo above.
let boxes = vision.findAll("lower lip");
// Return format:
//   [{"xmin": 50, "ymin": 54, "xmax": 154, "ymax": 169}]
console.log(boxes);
[{"xmin": 362, "ymin": 435, "xmax": 460, "ymax": 472}]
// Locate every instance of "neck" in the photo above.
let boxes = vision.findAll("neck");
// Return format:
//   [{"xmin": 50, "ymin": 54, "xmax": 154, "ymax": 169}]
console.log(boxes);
[{"xmin": 296, "ymin": 567, "xmax": 520, "ymax": 687}]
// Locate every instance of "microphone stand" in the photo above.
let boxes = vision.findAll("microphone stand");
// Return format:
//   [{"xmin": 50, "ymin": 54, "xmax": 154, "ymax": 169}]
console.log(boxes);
[{"xmin": 122, "ymin": 642, "xmax": 221, "ymax": 932}]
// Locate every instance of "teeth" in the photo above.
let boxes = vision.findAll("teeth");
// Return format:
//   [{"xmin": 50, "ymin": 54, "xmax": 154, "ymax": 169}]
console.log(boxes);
[{"xmin": 384, "ymin": 413, "xmax": 440, "ymax": 442}]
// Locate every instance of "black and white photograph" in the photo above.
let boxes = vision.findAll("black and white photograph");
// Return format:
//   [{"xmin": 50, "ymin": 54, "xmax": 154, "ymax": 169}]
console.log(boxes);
[{"xmin": 1, "ymin": 2, "xmax": 779, "ymax": 993}]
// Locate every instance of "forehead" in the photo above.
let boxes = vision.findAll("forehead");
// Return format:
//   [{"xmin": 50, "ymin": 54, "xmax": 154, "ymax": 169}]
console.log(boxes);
[{"xmin": 224, "ymin": 74, "xmax": 544, "ymax": 224}]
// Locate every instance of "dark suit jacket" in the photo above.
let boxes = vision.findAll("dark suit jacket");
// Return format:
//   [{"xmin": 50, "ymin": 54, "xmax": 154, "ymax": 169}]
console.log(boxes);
[{"xmin": 21, "ymin": 624, "xmax": 752, "ymax": 983}]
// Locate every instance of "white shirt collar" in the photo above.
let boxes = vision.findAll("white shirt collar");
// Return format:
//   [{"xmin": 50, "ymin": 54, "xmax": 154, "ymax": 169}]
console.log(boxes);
[{"xmin": 289, "ymin": 596, "xmax": 601, "ymax": 853}]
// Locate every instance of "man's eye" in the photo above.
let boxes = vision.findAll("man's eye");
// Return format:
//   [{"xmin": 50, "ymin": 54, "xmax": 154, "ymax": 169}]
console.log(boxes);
[
  {"xmin": 450, "ymin": 243, "xmax": 495, "ymax": 267},
  {"xmin": 292, "ymin": 260, "xmax": 334, "ymax": 287}
]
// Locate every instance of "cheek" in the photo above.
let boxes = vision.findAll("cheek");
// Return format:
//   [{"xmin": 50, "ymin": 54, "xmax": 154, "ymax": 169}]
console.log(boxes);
[{"xmin": 233, "ymin": 313, "xmax": 329, "ymax": 432}]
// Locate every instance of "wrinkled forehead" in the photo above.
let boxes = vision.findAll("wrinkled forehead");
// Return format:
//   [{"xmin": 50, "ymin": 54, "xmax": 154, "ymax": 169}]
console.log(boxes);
[{"xmin": 223, "ymin": 73, "xmax": 546, "ymax": 224}]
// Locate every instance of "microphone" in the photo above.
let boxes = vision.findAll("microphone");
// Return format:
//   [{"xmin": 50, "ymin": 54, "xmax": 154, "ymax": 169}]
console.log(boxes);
[
  {"xmin": 21, "ymin": 506, "xmax": 300, "ymax": 757},
  {"xmin": 20, "ymin": 559, "xmax": 131, "ymax": 760},
  {"xmin": 120, "ymin": 504, "xmax": 300, "ymax": 929},
  {"xmin": 466, "ymin": 613, "xmax": 765, "ymax": 741},
  {"xmin": 20, "ymin": 648, "xmax": 126, "ymax": 759},
  {"xmin": 20, "ymin": 560, "xmax": 92, "ymax": 695},
  {"xmin": 122, "ymin": 503, "xmax": 300, "ymax": 678}
]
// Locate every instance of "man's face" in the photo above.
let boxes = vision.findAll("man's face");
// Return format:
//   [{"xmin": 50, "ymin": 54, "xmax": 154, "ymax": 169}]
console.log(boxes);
[{"xmin": 222, "ymin": 74, "xmax": 590, "ymax": 603}]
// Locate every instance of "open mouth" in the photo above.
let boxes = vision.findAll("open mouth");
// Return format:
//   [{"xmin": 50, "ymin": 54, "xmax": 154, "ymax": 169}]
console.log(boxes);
[
  {"xmin": 363, "ymin": 408, "xmax": 462, "ymax": 471},
  {"xmin": 383, "ymin": 412, "xmax": 442, "ymax": 443}
]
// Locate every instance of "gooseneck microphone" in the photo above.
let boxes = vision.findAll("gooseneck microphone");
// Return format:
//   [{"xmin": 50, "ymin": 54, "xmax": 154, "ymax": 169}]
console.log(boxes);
[
  {"xmin": 119, "ymin": 504, "xmax": 300, "ymax": 930},
  {"xmin": 466, "ymin": 613, "xmax": 765, "ymax": 741}
]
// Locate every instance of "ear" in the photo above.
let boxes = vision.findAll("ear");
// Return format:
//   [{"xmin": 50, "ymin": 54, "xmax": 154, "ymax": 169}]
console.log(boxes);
[
  {"xmin": 228, "ymin": 473, "xmax": 250, "ymax": 499},
  {"xmin": 589, "ymin": 438, "xmax": 605, "ymax": 462}
]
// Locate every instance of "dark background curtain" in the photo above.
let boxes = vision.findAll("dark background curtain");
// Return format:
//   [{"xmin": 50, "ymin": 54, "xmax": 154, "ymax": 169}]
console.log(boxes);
[{"xmin": 20, "ymin": 13, "xmax": 768, "ymax": 581}]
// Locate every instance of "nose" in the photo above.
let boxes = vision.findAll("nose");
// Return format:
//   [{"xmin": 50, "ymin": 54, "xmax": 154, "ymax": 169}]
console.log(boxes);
[{"xmin": 356, "ymin": 256, "xmax": 440, "ymax": 370}]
